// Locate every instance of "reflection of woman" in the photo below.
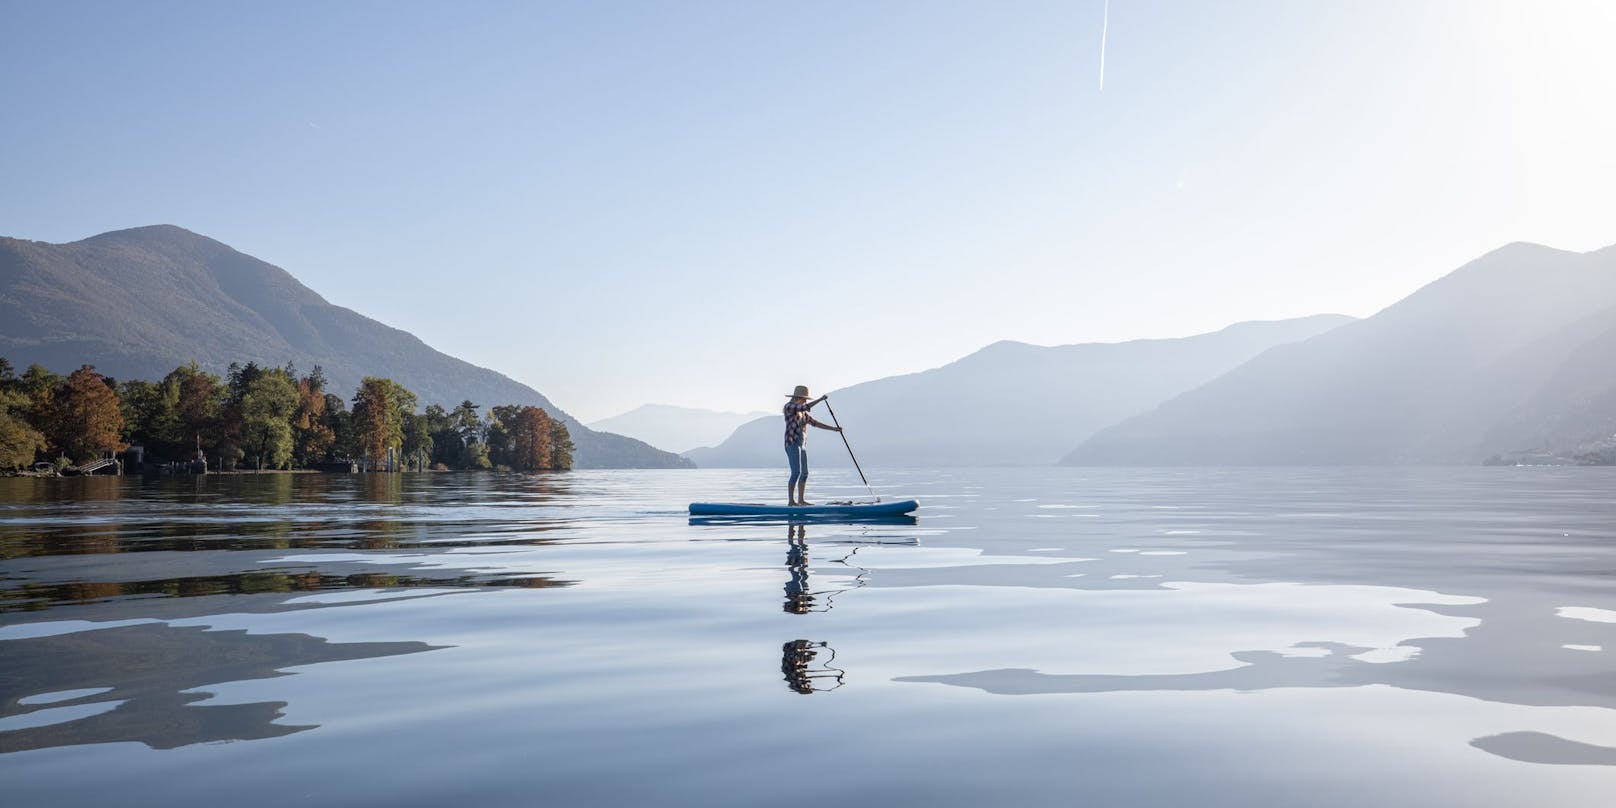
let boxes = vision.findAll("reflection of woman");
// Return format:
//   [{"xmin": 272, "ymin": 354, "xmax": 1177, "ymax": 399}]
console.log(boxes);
[
  {"xmin": 784, "ymin": 524, "xmax": 813, "ymax": 614},
  {"xmin": 782, "ymin": 640, "xmax": 818, "ymax": 694},
  {"xmin": 781, "ymin": 639, "xmax": 843, "ymax": 694}
]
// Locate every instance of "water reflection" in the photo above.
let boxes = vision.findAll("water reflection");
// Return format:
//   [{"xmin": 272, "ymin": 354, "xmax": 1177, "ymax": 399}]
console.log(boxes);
[
  {"xmin": 0, "ymin": 621, "xmax": 441, "ymax": 753},
  {"xmin": 1471, "ymin": 732, "xmax": 1616, "ymax": 766},
  {"xmin": 0, "ymin": 474, "xmax": 583, "ymax": 615},
  {"xmin": 779, "ymin": 523, "xmax": 880, "ymax": 616},
  {"xmin": 1, "ymin": 569, "xmax": 569, "ymax": 613},
  {"xmin": 775, "ymin": 522, "xmax": 883, "ymax": 694},
  {"xmin": 4, "ymin": 468, "xmax": 1616, "ymax": 803},
  {"xmin": 781, "ymin": 640, "xmax": 844, "ymax": 694},
  {"xmin": 784, "ymin": 525, "xmax": 813, "ymax": 614}
]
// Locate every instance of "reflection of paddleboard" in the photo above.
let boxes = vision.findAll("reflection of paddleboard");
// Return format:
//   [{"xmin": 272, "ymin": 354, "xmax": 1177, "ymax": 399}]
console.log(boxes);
[{"xmin": 688, "ymin": 499, "xmax": 919, "ymax": 517}]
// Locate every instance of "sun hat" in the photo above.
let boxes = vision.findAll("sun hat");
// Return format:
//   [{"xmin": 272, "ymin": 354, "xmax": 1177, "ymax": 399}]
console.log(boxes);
[{"xmin": 786, "ymin": 385, "xmax": 810, "ymax": 399}]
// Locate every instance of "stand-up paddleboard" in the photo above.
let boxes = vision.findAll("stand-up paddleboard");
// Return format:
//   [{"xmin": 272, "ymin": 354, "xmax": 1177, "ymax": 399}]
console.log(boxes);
[{"xmin": 688, "ymin": 499, "xmax": 919, "ymax": 518}]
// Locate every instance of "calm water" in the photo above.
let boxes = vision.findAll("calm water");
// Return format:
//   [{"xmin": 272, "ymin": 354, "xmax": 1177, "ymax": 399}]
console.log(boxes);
[{"xmin": 3, "ymin": 467, "xmax": 1615, "ymax": 806}]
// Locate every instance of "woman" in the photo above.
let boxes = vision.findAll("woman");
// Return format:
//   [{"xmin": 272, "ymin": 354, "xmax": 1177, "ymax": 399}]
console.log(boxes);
[{"xmin": 783, "ymin": 384, "xmax": 841, "ymax": 506}]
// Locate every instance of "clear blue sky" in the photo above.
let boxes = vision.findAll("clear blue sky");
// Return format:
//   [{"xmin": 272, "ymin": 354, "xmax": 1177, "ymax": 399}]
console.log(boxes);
[{"xmin": 4, "ymin": 1, "xmax": 1614, "ymax": 421}]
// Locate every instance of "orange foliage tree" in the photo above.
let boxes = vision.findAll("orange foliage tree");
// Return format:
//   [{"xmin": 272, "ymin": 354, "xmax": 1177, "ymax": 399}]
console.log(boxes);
[
  {"xmin": 509, "ymin": 406, "xmax": 555, "ymax": 471},
  {"xmin": 293, "ymin": 367, "xmax": 335, "ymax": 463},
  {"xmin": 56, "ymin": 365, "xmax": 127, "ymax": 462}
]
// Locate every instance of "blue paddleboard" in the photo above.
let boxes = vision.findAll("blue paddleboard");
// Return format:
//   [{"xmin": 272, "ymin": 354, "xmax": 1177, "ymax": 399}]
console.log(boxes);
[{"xmin": 688, "ymin": 499, "xmax": 919, "ymax": 517}]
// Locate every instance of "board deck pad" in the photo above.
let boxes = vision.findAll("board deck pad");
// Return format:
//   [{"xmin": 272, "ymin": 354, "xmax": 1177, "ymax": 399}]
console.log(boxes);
[{"xmin": 688, "ymin": 499, "xmax": 919, "ymax": 517}]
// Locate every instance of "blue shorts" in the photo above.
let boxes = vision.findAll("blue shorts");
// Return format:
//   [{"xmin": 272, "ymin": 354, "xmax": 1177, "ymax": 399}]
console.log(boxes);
[{"xmin": 785, "ymin": 443, "xmax": 807, "ymax": 485}]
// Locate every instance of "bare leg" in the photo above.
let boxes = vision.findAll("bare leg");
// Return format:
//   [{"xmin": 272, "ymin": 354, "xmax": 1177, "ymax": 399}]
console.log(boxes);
[
  {"xmin": 788, "ymin": 482, "xmax": 798, "ymax": 506},
  {"xmin": 797, "ymin": 479, "xmax": 812, "ymax": 506}
]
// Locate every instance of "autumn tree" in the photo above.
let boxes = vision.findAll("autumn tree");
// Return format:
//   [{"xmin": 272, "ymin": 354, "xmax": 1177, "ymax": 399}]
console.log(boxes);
[
  {"xmin": 509, "ymin": 406, "xmax": 554, "ymax": 470},
  {"xmin": 487, "ymin": 405, "xmax": 569, "ymax": 470},
  {"xmin": 54, "ymin": 365, "xmax": 127, "ymax": 463},
  {"xmin": 351, "ymin": 377, "xmax": 416, "ymax": 471},
  {"xmin": 292, "ymin": 366, "xmax": 335, "ymax": 465},
  {"xmin": 170, "ymin": 362, "xmax": 223, "ymax": 457}
]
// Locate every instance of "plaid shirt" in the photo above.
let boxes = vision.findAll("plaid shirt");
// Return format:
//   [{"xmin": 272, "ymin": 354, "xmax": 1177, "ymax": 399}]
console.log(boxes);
[{"xmin": 783, "ymin": 400, "xmax": 829, "ymax": 445}]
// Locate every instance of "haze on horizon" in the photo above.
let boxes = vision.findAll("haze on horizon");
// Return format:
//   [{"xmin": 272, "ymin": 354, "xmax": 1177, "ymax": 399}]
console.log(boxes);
[{"xmin": 3, "ymin": 1, "xmax": 1614, "ymax": 421}]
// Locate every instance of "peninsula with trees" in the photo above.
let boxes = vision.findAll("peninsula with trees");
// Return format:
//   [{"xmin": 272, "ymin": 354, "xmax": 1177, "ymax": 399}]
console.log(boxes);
[{"xmin": 0, "ymin": 357, "xmax": 574, "ymax": 473}]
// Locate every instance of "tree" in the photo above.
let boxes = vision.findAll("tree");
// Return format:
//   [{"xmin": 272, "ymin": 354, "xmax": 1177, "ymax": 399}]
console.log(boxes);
[
  {"xmin": 119, "ymin": 378, "xmax": 181, "ymax": 458},
  {"xmin": 324, "ymin": 392, "xmax": 354, "ymax": 460},
  {"xmin": 507, "ymin": 406, "xmax": 554, "ymax": 471},
  {"xmin": 351, "ymin": 377, "xmax": 416, "ymax": 471},
  {"xmin": 485, "ymin": 404, "xmax": 516, "ymax": 469},
  {"xmin": 166, "ymin": 362, "xmax": 223, "ymax": 460},
  {"xmin": 215, "ymin": 361, "xmax": 269, "ymax": 468},
  {"xmin": 292, "ymin": 367, "xmax": 335, "ymax": 465},
  {"xmin": 19, "ymin": 364, "xmax": 62, "ymax": 453},
  {"xmin": 448, "ymin": 400, "xmax": 491, "ymax": 469},
  {"xmin": 240, "ymin": 370, "xmax": 299, "ymax": 470},
  {"xmin": 55, "ymin": 365, "xmax": 127, "ymax": 463},
  {"xmin": 0, "ymin": 388, "xmax": 47, "ymax": 469},
  {"xmin": 548, "ymin": 418, "xmax": 574, "ymax": 470},
  {"xmin": 484, "ymin": 405, "xmax": 568, "ymax": 470},
  {"xmin": 402, "ymin": 410, "xmax": 434, "ymax": 471}
]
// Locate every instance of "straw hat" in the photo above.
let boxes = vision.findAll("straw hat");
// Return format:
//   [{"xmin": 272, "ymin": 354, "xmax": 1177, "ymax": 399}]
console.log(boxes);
[{"xmin": 786, "ymin": 385, "xmax": 810, "ymax": 399}]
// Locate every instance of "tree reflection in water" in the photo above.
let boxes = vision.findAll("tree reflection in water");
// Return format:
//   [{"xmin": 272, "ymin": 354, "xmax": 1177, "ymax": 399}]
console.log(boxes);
[{"xmin": 0, "ymin": 622, "xmax": 442, "ymax": 753}]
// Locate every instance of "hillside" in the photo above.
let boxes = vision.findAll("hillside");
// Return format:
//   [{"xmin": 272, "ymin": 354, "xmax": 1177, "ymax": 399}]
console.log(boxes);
[
  {"xmin": 685, "ymin": 315, "xmax": 1353, "ymax": 468},
  {"xmin": 587, "ymin": 404, "xmax": 769, "ymax": 454},
  {"xmin": 1063, "ymin": 241, "xmax": 1616, "ymax": 465},
  {"xmin": 0, "ymin": 225, "xmax": 691, "ymax": 468}
]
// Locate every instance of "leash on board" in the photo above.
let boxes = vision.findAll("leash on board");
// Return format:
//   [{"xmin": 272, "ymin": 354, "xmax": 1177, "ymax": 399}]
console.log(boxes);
[{"xmin": 821, "ymin": 396, "xmax": 877, "ymax": 502}]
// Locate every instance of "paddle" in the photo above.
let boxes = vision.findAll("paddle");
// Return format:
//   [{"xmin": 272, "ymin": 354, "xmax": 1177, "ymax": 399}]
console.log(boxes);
[{"xmin": 820, "ymin": 396, "xmax": 877, "ymax": 501}]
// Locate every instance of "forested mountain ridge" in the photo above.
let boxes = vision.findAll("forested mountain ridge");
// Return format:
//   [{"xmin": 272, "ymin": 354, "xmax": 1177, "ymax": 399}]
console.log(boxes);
[
  {"xmin": 0, "ymin": 225, "xmax": 690, "ymax": 468},
  {"xmin": 1063, "ymin": 241, "xmax": 1616, "ymax": 465}
]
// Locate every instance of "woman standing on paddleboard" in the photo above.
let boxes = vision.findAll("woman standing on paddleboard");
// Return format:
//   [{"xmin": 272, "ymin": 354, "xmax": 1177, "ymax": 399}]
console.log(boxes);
[{"xmin": 784, "ymin": 385, "xmax": 841, "ymax": 506}]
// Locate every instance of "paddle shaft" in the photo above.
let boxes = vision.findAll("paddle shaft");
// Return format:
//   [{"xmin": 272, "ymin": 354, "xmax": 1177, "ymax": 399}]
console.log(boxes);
[{"xmin": 820, "ymin": 397, "xmax": 875, "ymax": 499}]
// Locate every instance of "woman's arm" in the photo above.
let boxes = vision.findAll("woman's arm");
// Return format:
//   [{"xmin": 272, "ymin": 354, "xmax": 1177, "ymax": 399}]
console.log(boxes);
[{"xmin": 807, "ymin": 416, "xmax": 840, "ymax": 432}]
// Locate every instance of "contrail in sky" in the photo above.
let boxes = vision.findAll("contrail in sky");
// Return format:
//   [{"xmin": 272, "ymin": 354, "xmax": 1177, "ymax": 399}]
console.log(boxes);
[{"xmin": 1099, "ymin": 0, "xmax": 1109, "ymax": 91}]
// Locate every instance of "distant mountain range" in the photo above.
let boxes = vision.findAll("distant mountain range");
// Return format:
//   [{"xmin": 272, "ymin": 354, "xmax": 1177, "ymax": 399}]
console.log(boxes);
[
  {"xmin": 0, "ymin": 225, "xmax": 690, "ymax": 468},
  {"xmin": 684, "ymin": 315, "xmax": 1353, "ymax": 468},
  {"xmin": 587, "ymin": 404, "xmax": 769, "ymax": 454},
  {"xmin": 1064, "ymin": 242, "xmax": 1616, "ymax": 464}
]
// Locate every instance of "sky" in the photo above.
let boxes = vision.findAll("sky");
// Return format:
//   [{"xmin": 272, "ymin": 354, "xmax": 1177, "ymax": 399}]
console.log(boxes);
[{"xmin": 3, "ymin": 1, "xmax": 1614, "ymax": 421}]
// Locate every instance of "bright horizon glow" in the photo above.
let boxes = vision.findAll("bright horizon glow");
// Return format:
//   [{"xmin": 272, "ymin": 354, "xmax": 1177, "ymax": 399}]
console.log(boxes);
[{"xmin": 3, "ymin": 1, "xmax": 1615, "ymax": 421}]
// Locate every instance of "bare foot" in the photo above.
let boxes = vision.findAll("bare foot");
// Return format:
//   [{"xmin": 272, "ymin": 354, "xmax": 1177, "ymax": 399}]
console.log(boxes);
[{"xmin": 799, "ymin": 500, "xmax": 815, "ymax": 506}]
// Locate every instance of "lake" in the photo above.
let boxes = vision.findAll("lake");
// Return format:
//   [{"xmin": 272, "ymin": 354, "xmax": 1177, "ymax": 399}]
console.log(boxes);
[{"xmin": 3, "ymin": 467, "xmax": 1615, "ymax": 806}]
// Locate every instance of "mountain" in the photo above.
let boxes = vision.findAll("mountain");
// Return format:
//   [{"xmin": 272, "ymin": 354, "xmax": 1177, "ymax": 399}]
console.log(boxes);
[
  {"xmin": 0, "ymin": 225, "xmax": 691, "ymax": 468},
  {"xmin": 684, "ymin": 315, "xmax": 1353, "ymax": 468},
  {"xmin": 1473, "ymin": 297, "xmax": 1616, "ymax": 461},
  {"xmin": 1063, "ymin": 241, "xmax": 1616, "ymax": 465},
  {"xmin": 587, "ymin": 404, "xmax": 770, "ymax": 454}
]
